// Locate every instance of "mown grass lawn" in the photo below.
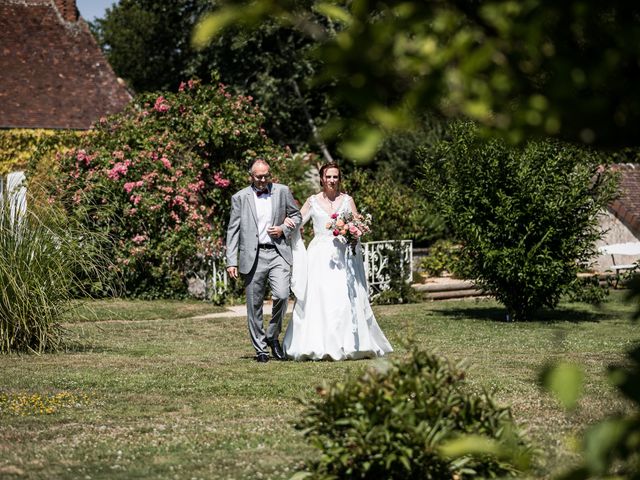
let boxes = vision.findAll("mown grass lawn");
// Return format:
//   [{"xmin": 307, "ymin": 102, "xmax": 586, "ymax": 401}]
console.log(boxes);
[{"xmin": 0, "ymin": 293, "xmax": 638, "ymax": 479}]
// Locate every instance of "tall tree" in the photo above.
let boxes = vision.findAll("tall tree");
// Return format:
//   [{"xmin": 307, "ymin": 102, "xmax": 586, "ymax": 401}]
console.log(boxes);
[
  {"xmin": 92, "ymin": 0, "xmax": 335, "ymax": 152},
  {"xmin": 193, "ymin": 1, "xmax": 640, "ymax": 161}
]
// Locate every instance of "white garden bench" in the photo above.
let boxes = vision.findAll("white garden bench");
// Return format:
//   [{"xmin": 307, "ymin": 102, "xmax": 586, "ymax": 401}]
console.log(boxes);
[{"xmin": 597, "ymin": 242, "xmax": 640, "ymax": 276}]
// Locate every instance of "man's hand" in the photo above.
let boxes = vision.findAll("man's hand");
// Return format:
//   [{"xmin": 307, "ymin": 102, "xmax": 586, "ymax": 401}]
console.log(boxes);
[
  {"xmin": 227, "ymin": 266, "xmax": 238, "ymax": 279},
  {"xmin": 283, "ymin": 217, "xmax": 296, "ymax": 229},
  {"xmin": 267, "ymin": 225, "xmax": 283, "ymax": 238}
]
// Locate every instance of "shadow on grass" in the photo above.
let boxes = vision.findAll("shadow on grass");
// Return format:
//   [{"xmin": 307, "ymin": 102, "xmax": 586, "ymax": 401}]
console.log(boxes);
[
  {"xmin": 61, "ymin": 342, "xmax": 112, "ymax": 354},
  {"xmin": 431, "ymin": 304, "xmax": 616, "ymax": 323}
]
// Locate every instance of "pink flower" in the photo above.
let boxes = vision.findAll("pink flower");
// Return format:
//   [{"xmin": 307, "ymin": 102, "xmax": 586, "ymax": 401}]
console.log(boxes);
[
  {"xmin": 132, "ymin": 234, "xmax": 148, "ymax": 244},
  {"xmin": 178, "ymin": 81, "xmax": 186, "ymax": 92},
  {"xmin": 170, "ymin": 211, "xmax": 181, "ymax": 223},
  {"xmin": 188, "ymin": 180, "xmax": 205, "ymax": 192},
  {"xmin": 160, "ymin": 157, "xmax": 172, "ymax": 169},
  {"xmin": 76, "ymin": 149, "xmax": 91, "ymax": 166},
  {"xmin": 130, "ymin": 194, "xmax": 142, "ymax": 206},
  {"xmin": 124, "ymin": 182, "xmax": 136, "ymax": 193},
  {"xmin": 213, "ymin": 172, "xmax": 230, "ymax": 188},
  {"xmin": 333, "ymin": 229, "xmax": 340, "ymax": 236},
  {"xmin": 108, "ymin": 160, "xmax": 130, "ymax": 180},
  {"xmin": 331, "ymin": 213, "xmax": 338, "ymax": 219},
  {"xmin": 153, "ymin": 95, "xmax": 170, "ymax": 113}
]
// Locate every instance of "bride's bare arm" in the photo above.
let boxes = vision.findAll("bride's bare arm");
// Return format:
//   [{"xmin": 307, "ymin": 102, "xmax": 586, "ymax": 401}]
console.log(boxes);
[
  {"xmin": 348, "ymin": 196, "xmax": 359, "ymax": 215},
  {"xmin": 284, "ymin": 198, "xmax": 311, "ymax": 228}
]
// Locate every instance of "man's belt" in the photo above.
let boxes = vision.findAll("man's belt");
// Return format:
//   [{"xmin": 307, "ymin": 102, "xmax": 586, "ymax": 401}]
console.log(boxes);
[{"xmin": 258, "ymin": 243, "xmax": 276, "ymax": 249}]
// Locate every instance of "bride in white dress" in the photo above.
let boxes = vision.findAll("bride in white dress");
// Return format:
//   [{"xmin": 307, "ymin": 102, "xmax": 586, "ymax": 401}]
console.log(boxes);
[{"xmin": 282, "ymin": 163, "xmax": 393, "ymax": 361}]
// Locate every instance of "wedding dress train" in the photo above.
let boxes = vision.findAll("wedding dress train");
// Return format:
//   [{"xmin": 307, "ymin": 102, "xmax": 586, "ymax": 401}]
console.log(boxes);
[{"xmin": 283, "ymin": 195, "xmax": 393, "ymax": 361}]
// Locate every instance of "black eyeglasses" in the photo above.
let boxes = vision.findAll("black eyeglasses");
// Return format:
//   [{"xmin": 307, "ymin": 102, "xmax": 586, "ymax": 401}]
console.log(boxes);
[{"xmin": 252, "ymin": 173, "xmax": 271, "ymax": 180}]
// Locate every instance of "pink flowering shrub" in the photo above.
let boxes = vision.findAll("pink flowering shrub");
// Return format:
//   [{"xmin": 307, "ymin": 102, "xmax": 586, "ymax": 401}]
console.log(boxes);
[{"xmin": 48, "ymin": 80, "xmax": 298, "ymax": 298}]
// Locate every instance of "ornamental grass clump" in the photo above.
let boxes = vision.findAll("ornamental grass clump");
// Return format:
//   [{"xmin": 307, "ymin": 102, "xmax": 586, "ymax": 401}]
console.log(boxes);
[
  {"xmin": 0, "ymin": 191, "xmax": 107, "ymax": 353},
  {"xmin": 295, "ymin": 349, "xmax": 533, "ymax": 479}
]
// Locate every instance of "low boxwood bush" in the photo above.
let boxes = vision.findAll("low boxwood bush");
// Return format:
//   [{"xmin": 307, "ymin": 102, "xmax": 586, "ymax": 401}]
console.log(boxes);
[{"xmin": 294, "ymin": 349, "xmax": 533, "ymax": 479}]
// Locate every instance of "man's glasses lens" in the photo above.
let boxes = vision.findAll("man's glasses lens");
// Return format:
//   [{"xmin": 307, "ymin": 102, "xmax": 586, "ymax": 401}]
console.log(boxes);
[{"xmin": 253, "ymin": 174, "xmax": 271, "ymax": 180}]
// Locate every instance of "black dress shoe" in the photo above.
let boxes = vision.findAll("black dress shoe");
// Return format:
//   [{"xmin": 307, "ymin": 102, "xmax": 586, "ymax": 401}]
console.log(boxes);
[
  {"xmin": 267, "ymin": 339, "xmax": 287, "ymax": 361},
  {"xmin": 256, "ymin": 353, "xmax": 269, "ymax": 363}
]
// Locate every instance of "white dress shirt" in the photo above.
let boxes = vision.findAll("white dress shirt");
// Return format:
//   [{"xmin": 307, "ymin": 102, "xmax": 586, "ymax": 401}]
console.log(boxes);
[{"xmin": 254, "ymin": 189, "xmax": 273, "ymax": 244}]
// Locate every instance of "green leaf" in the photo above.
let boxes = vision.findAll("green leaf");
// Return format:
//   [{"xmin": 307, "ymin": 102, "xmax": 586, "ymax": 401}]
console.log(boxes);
[
  {"xmin": 539, "ymin": 361, "xmax": 584, "ymax": 410},
  {"xmin": 314, "ymin": 3, "xmax": 352, "ymax": 25},
  {"xmin": 583, "ymin": 418, "xmax": 630, "ymax": 475},
  {"xmin": 339, "ymin": 126, "xmax": 383, "ymax": 163},
  {"xmin": 192, "ymin": 9, "xmax": 241, "ymax": 49},
  {"xmin": 439, "ymin": 434, "xmax": 501, "ymax": 458},
  {"xmin": 289, "ymin": 472, "xmax": 313, "ymax": 480}
]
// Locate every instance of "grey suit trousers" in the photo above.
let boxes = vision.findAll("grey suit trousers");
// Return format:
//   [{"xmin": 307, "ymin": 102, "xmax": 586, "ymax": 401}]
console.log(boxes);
[{"xmin": 243, "ymin": 246, "xmax": 291, "ymax": 355}]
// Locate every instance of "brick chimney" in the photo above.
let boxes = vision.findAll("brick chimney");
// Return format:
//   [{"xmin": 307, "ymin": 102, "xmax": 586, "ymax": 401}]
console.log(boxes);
[{"xmin": 54, "ymin": 0, "xmax": 79, "ymax": 22}]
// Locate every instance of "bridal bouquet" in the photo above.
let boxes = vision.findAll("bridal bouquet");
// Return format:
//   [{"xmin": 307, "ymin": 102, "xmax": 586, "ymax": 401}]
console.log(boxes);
[{"xmin": 326, "ymin": 211, "xmax": 372, "ymax": 254}]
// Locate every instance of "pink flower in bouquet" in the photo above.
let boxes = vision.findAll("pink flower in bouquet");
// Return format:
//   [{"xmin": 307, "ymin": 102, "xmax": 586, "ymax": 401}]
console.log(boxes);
[{"xmin": 325, "ymin": 209, "xmax": 372, "ymax": 253}]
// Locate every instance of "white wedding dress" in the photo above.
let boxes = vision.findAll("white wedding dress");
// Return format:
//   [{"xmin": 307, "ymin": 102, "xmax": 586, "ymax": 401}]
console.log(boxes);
[{"xmin": 283, "ymin": 194, "xmax": 393, "ymax": 360}]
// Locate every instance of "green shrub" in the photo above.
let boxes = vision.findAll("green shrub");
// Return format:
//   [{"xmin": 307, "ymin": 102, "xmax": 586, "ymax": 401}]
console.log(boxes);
[
  {"xmin": 46, "ymin": 80, "xmax": 303, "ymax": 298},
  {"xmin": 564, "ymin": 275, "xmax": 611, "ymax": 305},
  {"xmin": 295, "ymin": 349, "xmax": 532, "ymax": 479},
  {"xmin": 419, "ymin": 122, "xmax": 618, "ymax": 321},
  {"xmin": 0, "ymin": 192, "xmax": 108, "ymax": 353},
  {"xmin": 0, "ymin": 128, "xmax": 85, "ymax": 175},
  {"xmin": 342, "ymin": 168, "xmax": 446, "ymax": 245},
  {"xmin": 418, "ymin": 239, "xmax": 461, "ymax": 277}
]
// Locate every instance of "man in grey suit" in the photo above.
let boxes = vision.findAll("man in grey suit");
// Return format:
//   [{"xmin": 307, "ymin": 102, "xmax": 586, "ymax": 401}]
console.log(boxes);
[{"xmin": 226, "ymin": 159, "xmax": 302, "ymax": 362}]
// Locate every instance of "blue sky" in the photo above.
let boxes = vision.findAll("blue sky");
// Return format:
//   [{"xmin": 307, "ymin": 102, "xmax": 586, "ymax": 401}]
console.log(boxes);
[{"xmin": 76, "ymin": 0, "xmax": 118, "ymax": 21}]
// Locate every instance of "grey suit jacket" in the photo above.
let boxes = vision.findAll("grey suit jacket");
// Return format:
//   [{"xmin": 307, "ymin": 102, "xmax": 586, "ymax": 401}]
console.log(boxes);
[{"xmin": 226, "ymin": 183, "xmax": 302, "ymax": 274}]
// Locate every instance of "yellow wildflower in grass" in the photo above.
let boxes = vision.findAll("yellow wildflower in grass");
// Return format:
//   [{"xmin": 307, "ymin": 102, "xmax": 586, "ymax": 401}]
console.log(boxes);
[{"xmin": 0, "ymin": 391, "xmax": 91, "ymax": 416}]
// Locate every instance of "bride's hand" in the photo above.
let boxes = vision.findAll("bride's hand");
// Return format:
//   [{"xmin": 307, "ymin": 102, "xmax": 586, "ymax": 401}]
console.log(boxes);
[{"xmin": 283, "ymin": 217, "xmax": 296, "ymax": 229}]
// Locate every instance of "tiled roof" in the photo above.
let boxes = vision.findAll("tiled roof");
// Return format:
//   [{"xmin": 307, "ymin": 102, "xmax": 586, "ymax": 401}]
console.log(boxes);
[
  {"xmin": 609, "ymin": 163, "xmax": 640, "ymax": 236},
  {"xmin": 0, "ymin": 0, "xmax": 131, "ymax": 130}
]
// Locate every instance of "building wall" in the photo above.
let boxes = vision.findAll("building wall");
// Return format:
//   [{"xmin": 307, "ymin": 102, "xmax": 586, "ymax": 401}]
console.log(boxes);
[{"xmin": 592, "ymin": 210, "xmax": 640, "ymax": 271}]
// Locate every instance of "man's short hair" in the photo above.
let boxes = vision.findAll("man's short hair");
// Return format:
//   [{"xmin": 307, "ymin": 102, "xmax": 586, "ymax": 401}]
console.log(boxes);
[{"xmin": 248, "ymin": 158, "xmax": 270, "ymax": 174}]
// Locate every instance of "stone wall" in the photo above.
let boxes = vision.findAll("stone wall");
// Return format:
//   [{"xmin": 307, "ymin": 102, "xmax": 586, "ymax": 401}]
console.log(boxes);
[{"xmin": 593, "ymin": 210, "xmax": 640, "ymax": 271}]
